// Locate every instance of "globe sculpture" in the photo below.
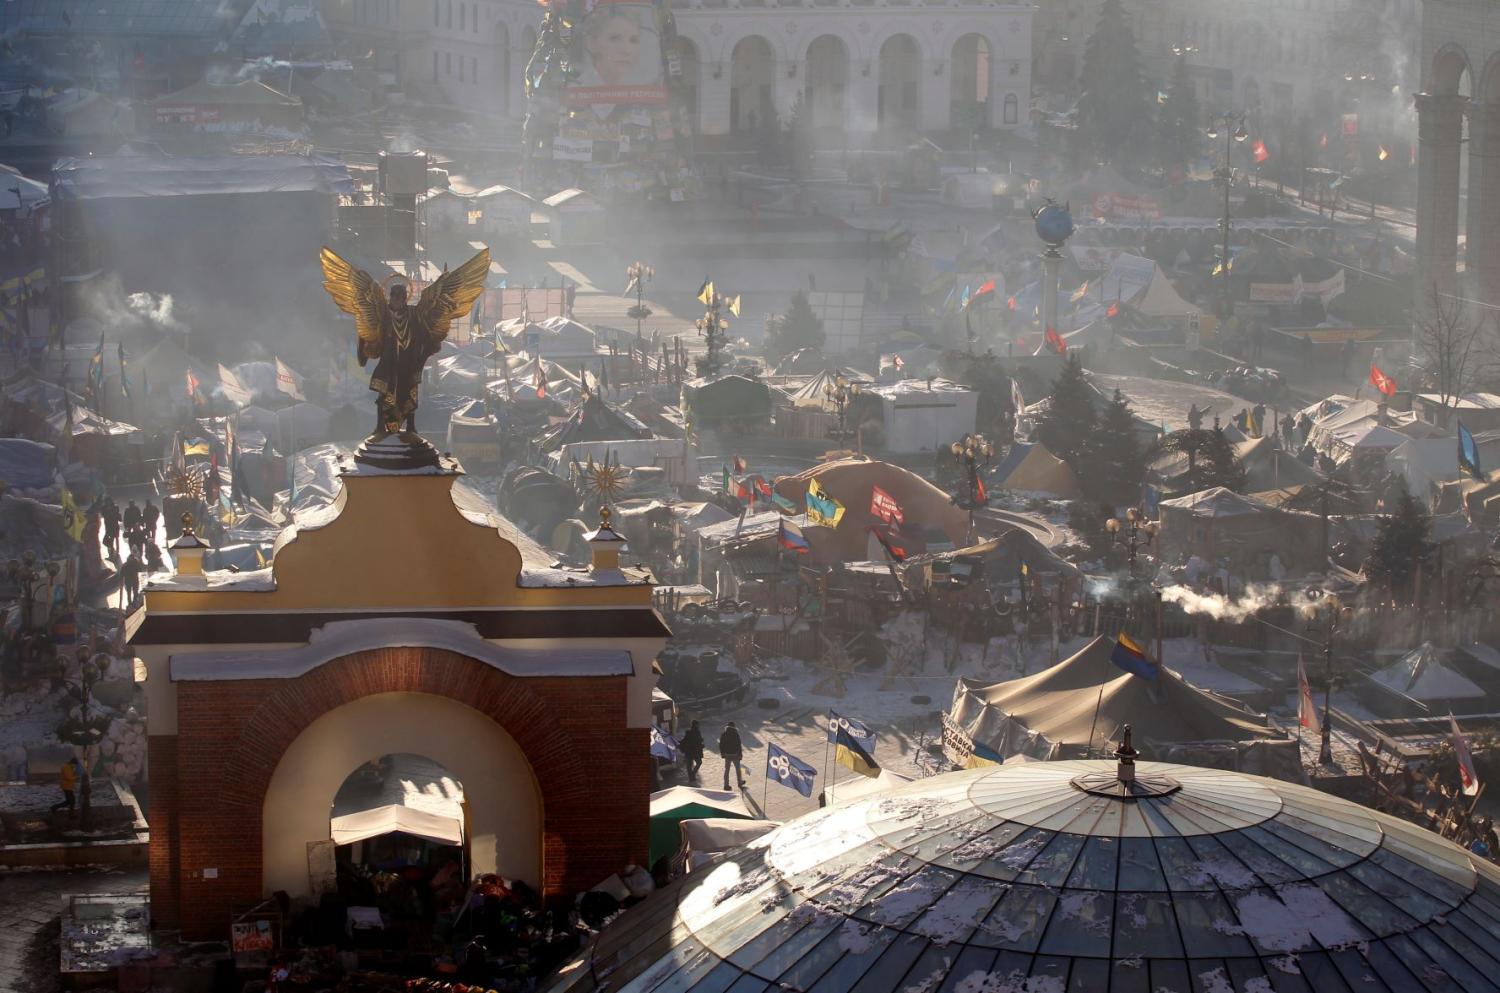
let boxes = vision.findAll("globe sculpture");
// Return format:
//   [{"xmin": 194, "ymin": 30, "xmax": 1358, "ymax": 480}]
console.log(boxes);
[{"xmin": 1034, "ymin": 200, "xmax": 1075, "ymax": 247}]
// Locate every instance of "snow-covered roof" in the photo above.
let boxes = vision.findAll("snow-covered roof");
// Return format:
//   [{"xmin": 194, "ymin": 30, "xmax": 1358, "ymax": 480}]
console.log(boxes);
[{"xmin": 1368, "ymin": 642, "xmax": 1485, "ymax": 702}]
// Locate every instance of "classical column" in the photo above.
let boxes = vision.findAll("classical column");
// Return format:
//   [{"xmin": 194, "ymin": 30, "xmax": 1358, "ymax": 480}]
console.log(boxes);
[
  {"xmin": 1467, "ymin": 101, "xmax": 1500, "ymax": 306},
  {"xmin": 1414, "ymin": 92, "xmax": 1466, "ymax": 320}
]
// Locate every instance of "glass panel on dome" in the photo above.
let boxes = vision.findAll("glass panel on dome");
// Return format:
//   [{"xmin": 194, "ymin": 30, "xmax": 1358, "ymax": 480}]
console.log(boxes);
[
  {"xmin": 643, "ymin": 939, "xmax": 730, "ymax": 993},
  {"xmin": 1038, "ymin": 889, "xmax": 1112, "ymax": 957},
  {"xmin": 1324, "ymin": 946, "xmax": 1395, "ymax": 992},
  {"xmin": 848, "ymin": 933, "xmax": 930, "ymax": 993},
  {"xmin": 1453, "ymin": 900, "xmax": 1500, "ymax": 950},
  {"xmin": 1295, "ymin": 951, "xmax": 1354, "ymax": 993},
  {"xmin": 1215, "ymin": 830, "xmax": 1302, "ymax": 886},
  {"xmin": 772, "ymin": 919, "xmax": 868, "ymax": 991},
  {"xmin": 867, "ymin": 866, "xmax": 963, "ymax": 928},
  {"xmin": 1408, "ymin": 926, "xmax": 1498, "ymax": 990},
  {"xmin": 1156, "ymin": 836, "xmax": 1213, "ymax": 891},
  {"xmin": 725, "ymin": 907, "xmax": 836, "ymax": 972},
  {"xmin": 1171, "ymin": 891, "xmax": 1258, "ymax": 957},
  {"xmin": 1113, "ymin": 892, "xmax": 1185, "ymax": 959},
  {"xmin": 932, "ymin": 946, "xmax": 998, "ymax": 993},
  {"xmin": 1369, "ymin": 848, "xmax": 1472, "ymax": 911},
  {"xmin": 1345, "ymin": 859, "xmax": 1452, "ymax": 923},
  {"xmin": 804, "ymin": 924, "xmax": 899, "ymax": 993},
  {"xmin": 1109, "ymin": 958, "xmax": 1152, "ymax": 993},
  {"xmin": 1276, "ymin": 810, "xmax": 1378, "ymax": 858},
  {"xmin": 1239, "ymin": 826, "xmax": 1337, "ymax": 877},
  {"xmin": 940, "ymin": 822, "xmax": 1032, "ymax": 874},
  {"xmin": 900, "ymin": 942, "xmax": 958, "ymax": 993},
  {"xmin": 1431, "ymin": 914, "xmax": 1500, "ymax": 979},
  {"xmin": 1258, "ymin": 819, "xmax": 1361, "ymax": 868},
  {"xmin": 1066, "ymin": 836, "xmax": 1120, "ymax": 890},
  {"xmin": 1032, "ymin": 794, "xmax": 1113, "ymax": 833},
  {"xmin": 976, "ymin": 883, "xmax": 1056, "ymax": 952},
  {"xmin": 1145, "ymin": 957, "xmax": 1191, "ymax": 993},
  {"xmin": 901, "ymin": 809, "xmax": 1003, "ymax": 862},
  {"xmin": 1028, "ymin": 955, "xmax": 1070, "ymax": 989},
  {"xmin": 683, "ymin": 960, "xmax": 747, "ymax": 993},
  {"xmin": 1355, "ymin": 938, "xmax": 1425, "ymax": 992},
  {"xmin": 910, "ymin": 873, "xmax": 1007, "ymax": 946},
  {"xmin": 720, "ymin": 973, "xmax": 769, "ymax": 993},
  {"xmin": 1117, "ymin": 837, "xmax": 1169, "ymax": 892},
  {"xmin": 1379, "ymin": 827, "xmax": 1478, "ymax": 889},
  {"xmin": 1183, "ymin": 835, "xmax": 1261, "ymax": 892},
  {"xmin": 1019, "ymin": 832, "xmax": 1086, "ymax": 887},
  {"xmin": 1379, "ymin": 932, "xmax": 1447, "ymax": 989},
  {"xmin": 974, "ymin": 827, "xmax": 1053, "ymax": 882},
  {"xmin": 1067, "ymin": 957, "xmax": 1109, "ymax": 993},
  {"xmin": 1309, "ymin": 872, "xmax": 1402, "ymax": 938}
]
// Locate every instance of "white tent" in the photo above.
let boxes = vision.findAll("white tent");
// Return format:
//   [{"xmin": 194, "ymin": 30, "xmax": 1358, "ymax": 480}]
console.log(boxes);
[
  {"xmin": 1367, "ymin": 643, "xmax": 1484, "ymax": 703},
  {"xmin": 820, "ymin": 769, "xmax": 913, "ymax": 808},
  {"xmin": 1387, "ymin": 438, "xmax": 1464, "ymax": 498},
  {"xmin": 330, "ymin": 804, "xmax": 463, "ymax": 847},
  {"xmin": 1133, "ymin": 267, "xmax": 1203, "ymax": 319}
]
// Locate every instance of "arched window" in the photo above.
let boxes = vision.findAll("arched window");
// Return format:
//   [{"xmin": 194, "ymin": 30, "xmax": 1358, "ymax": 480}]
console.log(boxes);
[{"xmin": 1003, "ymin": 92, "xmax": 1019, "ymax": 124}]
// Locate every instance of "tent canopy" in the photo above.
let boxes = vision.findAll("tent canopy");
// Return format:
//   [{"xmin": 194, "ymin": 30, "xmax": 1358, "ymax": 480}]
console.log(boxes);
[
  {"xmin": 993, "ymin": 442, "xmax": 1081, "ymax": 497},
  {"xmin": 649, "ymin": 787, "xmax": 753, "ymax": 864},
  {"xmin": 950, "ymin": 636, "xmax": 1278, "ymax": 761},
  {"xmin": 1159, "ymin": 486, "xmax": 1266, "ymax": 518},
  {"xmin": 1367, "ymin": 643, "xmax": 1484, "ymax": 702},
  {"xmin": 330, "ymin": 804, "xmax": 463, "ymax": 847}
]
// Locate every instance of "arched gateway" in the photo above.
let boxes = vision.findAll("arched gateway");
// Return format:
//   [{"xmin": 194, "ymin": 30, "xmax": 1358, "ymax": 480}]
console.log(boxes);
[{"xmin": 132, "ymin": 438, "xmax": 668, "ymax": 940}]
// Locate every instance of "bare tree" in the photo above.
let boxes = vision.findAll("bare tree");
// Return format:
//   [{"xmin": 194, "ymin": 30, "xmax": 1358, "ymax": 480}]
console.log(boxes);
[{"xmin": 1416, "ymin": 284, "xmax": 1493, "ymax": 428}]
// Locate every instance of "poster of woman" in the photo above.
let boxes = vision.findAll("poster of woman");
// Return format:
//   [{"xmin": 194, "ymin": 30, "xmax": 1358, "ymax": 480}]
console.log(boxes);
[{"xmin": 566, "ymin": 0, "xmax": 666, "ymax": 107}]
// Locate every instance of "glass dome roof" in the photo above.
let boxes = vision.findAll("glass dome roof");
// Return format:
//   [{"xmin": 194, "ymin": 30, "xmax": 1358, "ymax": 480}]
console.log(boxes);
[{"xmin": 549, "ymin": 761, "xmax": 1500, "ymax": 993}]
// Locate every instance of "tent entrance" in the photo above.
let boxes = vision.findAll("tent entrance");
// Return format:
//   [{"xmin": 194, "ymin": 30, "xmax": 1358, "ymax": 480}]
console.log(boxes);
[{"xmin": 329, "ymin": 753, "xmax": 470, "ymax": 948}]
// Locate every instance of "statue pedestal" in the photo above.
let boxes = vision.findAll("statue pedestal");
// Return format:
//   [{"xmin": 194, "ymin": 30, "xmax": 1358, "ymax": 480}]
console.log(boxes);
[{"xmin": 352, "ymin": 432, "xmax": 445, "ymax": 473}]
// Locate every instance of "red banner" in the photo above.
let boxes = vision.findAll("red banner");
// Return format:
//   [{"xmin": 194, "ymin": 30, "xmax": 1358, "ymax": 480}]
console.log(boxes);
[{"xmin": 870, "ymin": 485, "xmax": 905, "ymax": 526}]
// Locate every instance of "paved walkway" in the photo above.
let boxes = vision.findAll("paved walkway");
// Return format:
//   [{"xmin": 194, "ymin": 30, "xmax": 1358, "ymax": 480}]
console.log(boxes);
[{"xmin": 0, "ymin": 865, "xmax": 148, "ymax": 993}]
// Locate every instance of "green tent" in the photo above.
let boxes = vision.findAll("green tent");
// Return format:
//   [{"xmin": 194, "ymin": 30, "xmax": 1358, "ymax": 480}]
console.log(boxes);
[{"xmin": 647, "ymin": 786, "xmax": 753, "ymax": 865}]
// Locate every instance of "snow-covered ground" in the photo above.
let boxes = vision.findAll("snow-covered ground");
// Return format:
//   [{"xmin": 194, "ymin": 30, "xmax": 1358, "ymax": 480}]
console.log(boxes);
[{"xmin": 60, "ymin": 894, "xmax": 152, "ymax": 974}]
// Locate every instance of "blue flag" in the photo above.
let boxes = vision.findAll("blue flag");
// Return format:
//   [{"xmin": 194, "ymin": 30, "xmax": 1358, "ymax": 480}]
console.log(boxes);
[
  {"xmin": 827, "ymin": 710, "xmax": 876, "ymax": 749},
  {"xmin": 1459, "ymin": 419, "xmax": 1484, "ymax": 480},
  {"xmin": 766, "ymin": 743, "xmax": 817, "ymax": 797},
  {"xmin": 650, "ymin": 725, "xmax": 678, "ymax": 761},
  {"xmin": 1110, "ymin": 633, "xmax": 1158, "ymax": 681}
]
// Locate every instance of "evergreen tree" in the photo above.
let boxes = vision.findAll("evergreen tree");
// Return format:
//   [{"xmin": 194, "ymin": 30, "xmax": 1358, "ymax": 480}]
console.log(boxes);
[
  {"xmin": 1087, "ymin": 389, "xmax": 1145, "ymax": 503},
  {"xmin": 765, "ymin": 291, "xmax": 825, "ymax": 363},
  {"xmin": 1075, "ymin": 0, "xmax": 1154, "ymax": 166},
  {"xmin": 1036, "ymin": 353, "xmax": 1097, "ymax": 468},
  {"xmin": 1157, "ymin": 55, "xmax": 1201, "ymax": 173},
  {"xmin": 1151, "ymin": 427, "xmax": 1244, "ymax": 496},
  {"xmin": 1365, "ymin": 489, "xmax": 1434, "ymax": 604},
  {"xmin": 939, "ymin": 350, "xmax": 1013, "ymax": 440}
]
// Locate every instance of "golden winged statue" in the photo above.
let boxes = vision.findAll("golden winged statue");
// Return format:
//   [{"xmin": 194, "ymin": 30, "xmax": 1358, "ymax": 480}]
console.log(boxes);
[{"xmin": 319, "ymin": 246, "xmax": 491, "ymax": 436}]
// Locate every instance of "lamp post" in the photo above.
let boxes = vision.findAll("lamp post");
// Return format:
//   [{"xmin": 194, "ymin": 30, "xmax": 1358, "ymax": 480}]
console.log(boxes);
[
  {"xmin": 625, "ymin": 261, "xmax": 654, "ymax": 338},
  {"xmin": 824, "ymin": 375, "xmax": 862, "ymax": 442},
  {"xmin": 57, "ymin": 644, "xmax": 110, "ymax": 829},
  {"xmin": 1104, "ymin": 507, "xmax": 1159, "ymax": 579},
  {"xmin": 694, "ymin": 282, "xmax": 735, "ymax": 379},
  {"xmin": 1206, "ymin": 113, "xmax": 1249, "ymax": 320},
  {"xmin": 949, "ymin": 433, "xmax": 994, "ymax": 543},
  {"xmin": 1315, "ymin": 594, "xmax": 1353, "ymax": 765}
]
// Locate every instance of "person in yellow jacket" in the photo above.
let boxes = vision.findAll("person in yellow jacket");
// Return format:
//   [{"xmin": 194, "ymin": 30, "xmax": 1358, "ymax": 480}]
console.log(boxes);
[{"xmin": 50, "ymin": 756, "xmax": 79, "ymax": 815}]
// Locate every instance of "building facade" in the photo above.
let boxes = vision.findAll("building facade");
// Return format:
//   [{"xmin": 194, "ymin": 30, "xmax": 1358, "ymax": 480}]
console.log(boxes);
[
  {"xmin": 132, "ymin": 445, "xmax": 668, "ymax": 940},
  {"xmin": 322, "ymin": 0, "xmax": 1032, "ymax": 135}
]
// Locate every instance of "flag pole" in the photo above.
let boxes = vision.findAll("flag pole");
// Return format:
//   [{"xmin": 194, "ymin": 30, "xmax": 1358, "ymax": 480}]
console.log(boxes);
[
  {"xmin": 762, "ymin": 737, "xmax": 771, "ymax": 811},
  {"xmin": 1086, "ymin": 639, "xmax": 1110, "ymax": 758}
]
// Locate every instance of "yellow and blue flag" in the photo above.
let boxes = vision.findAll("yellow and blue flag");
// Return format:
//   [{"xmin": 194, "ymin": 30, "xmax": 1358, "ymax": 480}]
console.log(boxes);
[
  {"xmin": 806, "ymin": 478, "xmax": 845, "ymax": 527},
  {"xmin": 1459, "ymin": 419, "xmax": 1484, "ymax": 480},
  {"xmin": 1110, "ymin": 633, "xmax": 1158, "ymax": 681},
  {"xmin": 965, "ymin": 738, "xmax": 1005, "ymax": 769},
  {"xmin": 827, "ymin": 710, "xmax": 875, "ymax": 749},
  {"xmin": 766, "ymin": 743, "xmax": 817, "ymax": 797},
  {"xmin": 834, "ymin": 725, "xmax": 880, "ymax": 778}
]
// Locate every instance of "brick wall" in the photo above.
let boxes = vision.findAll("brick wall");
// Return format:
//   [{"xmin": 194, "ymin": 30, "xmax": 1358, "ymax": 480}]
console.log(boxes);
[{"xmin": 153, "ymin": 647, "xmax": 648, "ymax": 938}]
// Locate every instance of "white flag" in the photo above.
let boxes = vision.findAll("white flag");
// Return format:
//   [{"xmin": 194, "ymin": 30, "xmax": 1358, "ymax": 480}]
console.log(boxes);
[
  {"xmin": 274, "ymin": 358, "xmax": 305, "ymax": 401},
  {"xmin": 1452, "ymin": 713, "xmax": 1481, "ymax": 797},
  {"xmin": 1297, "ymin": 654, "xmax": 1320, "ymax": 735},
  {"xmin": 217, "ymin": 363, "xmax": 253, "ymax": 407}
]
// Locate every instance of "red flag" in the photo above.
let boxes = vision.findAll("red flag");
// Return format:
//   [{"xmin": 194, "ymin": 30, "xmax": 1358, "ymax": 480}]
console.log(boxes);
[
  {"xmin": 533, "ymin": 361, "xmax": 547, "ymax": 400},
  {"xmin": 1106, "ymin": 301, "xmax": 1120, "ymax": 318},
  {"xmin": 973, "ymin": 278, "xmax": 996, "ymax": 299},
  {"xmin": 755, "ymin": 476, "xmax": 774, "ymax": 500},
  {"xmin": 870, "ymin": 484, "xmax": 905, "ymax": 526},
  {"xmin": 1252, "ymin": 139, "xmax": 1269, "ymax": 164},
  {"xmin": 1369, "ymin": 363, "xmax": 1397, "ymax": 397},
  {"xmin": 736, "ymin": 478, "xmax": 751, "ymax": 501},
  {"xmin": 975, "ymin": 476, "xmax": 988, "ymax": 503},
  {"xmin": 1007, "ymin": 296, "xmax": 1017, "ymax": 312},
  {"xmin": 1045, "ymin": 327, "xmax": 1066, "ymax": 354},
  {"xmin": 867, "ymin": 524, "xmax": 907, "ymax": 561},
  {"xmin": 1453, "ymin": 714, "xmax": 1481, "ymax": 797},
  {"xmin": 185, "ymin": 368, "xmax": 199, "ymax": 398},
  {"xmin": 1297, "ymin": 654, "xmax": 1320, "ymax": 734}
]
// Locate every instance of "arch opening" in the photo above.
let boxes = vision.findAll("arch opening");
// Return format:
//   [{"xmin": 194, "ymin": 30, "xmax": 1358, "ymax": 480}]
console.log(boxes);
[
  {"xmin": 262, "ymin": 691, "xmax": 542, "ymax": 905},
  {"xmin": 493, "ymin": 21, "xmax": 512, "ymax": 115},
  {"xmin": 730, "ymin": 35, "xmax": 776, "ymax": 133},
  {"xmin": 805, "ymin": 35, "xmax": 848, "ymax": 132},
  {"xmin": 878, "ymin": 33, "xmax": 921, "ymax": 133},
  {"xmin": 673, "ymin": 36, "xmax": 700, "ymax": 132},
  {"xmin": 950, "ymin": 33, "xmax": 989, "ymax": 132}
]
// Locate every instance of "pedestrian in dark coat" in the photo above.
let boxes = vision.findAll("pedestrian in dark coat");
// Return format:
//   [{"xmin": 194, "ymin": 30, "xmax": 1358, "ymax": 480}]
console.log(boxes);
[
  {"xmin": 680, "ymin": 720, "xmax": 705, "ymax": 783},
  {"xmin": 123, "ymin": 501, "xmax": 142, "ymax": 555},
  {"xmin": 718, "ymin": 721, "xmax": 745, "ymax": 790}
]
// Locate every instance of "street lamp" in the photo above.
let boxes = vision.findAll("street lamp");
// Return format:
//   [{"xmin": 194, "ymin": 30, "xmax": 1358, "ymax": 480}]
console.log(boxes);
[
  {"xmin": 1104, "ymin": 507, "xmax": 1159, "ymax": 579},
  {"xmin": 625, "ymin": 261, "xmax": 654, "ymax": 338},
  {"xmin": 1312, "ymin": 592, "xmax": 1354, "ymax": 765},
  {"xmin": 949, "ymin": 433, "xmax": 995, "ymax": 511},
  {"xmin": 1206, "ymin": 112, "xmax": 1249, "ymax": 320},
  {"xmin": 694, "ymin": 282, "xmax": 736, "ymax": 379},
  {"xmin": 824, "ymin": 375, "xmax": 862, "ymax": 441},
  {"xmin": 56, "ymin": 644, "xmax": 111, "ymax": 829}
]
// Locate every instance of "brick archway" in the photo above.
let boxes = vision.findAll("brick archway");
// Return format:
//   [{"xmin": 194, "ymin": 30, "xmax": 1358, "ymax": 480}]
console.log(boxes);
[{"xmin": 157, "ymin": 646, "xmax": 645, "ymax": 936}]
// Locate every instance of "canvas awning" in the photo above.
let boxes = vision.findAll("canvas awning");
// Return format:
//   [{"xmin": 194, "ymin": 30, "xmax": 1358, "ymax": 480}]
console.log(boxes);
[
  {"xmin": 330, "ymin": 804, "xmax": 463, "ymax": 847},
  {"xmin": 1367, "ymin": 643, "xmax": 1485, "ymax": 702}
]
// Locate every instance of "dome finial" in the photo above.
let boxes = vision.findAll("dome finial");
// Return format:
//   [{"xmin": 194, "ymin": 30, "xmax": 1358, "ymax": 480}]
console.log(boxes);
[{"xmin": 1115, "ymin": 725, "xmax": 1138, "ymax": 784}]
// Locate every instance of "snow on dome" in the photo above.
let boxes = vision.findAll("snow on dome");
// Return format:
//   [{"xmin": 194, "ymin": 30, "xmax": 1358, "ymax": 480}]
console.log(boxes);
[{"xmin": 546, "ymin": 761, "xmax": 1500, "ymax": 993}]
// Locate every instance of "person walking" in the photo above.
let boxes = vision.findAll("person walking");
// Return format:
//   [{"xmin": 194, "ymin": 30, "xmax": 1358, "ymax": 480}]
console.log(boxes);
[
  {"xmin": 101, "ymin": 497, "xmax": 120, "ymax": 562},
  {"xmin": 142, "ymin": 500, "xmax": 160, "ymax": 549},
  {"xmin": 119, "ymin": 552, "xmax": 142, "ymax": 608},
  {"xmin": 50, "ymin": 756, "xmax": 78, "ymax": 816},
  {"xmin": 718, "ymin": 721, "xmax": 745, "ymax": 790},
  {"xmin": 680, "ymin": 720, "xmax": 705, "ymax": 783},
  {"xmin": 122, "ymin": 500, "xmax": 142, "ymax": 556}
]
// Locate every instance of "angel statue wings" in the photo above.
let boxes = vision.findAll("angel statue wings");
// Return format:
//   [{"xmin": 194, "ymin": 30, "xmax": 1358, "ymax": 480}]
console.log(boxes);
[{"xmin": 319, "ymin": 246, "xmax": 491, "ymax": 437}]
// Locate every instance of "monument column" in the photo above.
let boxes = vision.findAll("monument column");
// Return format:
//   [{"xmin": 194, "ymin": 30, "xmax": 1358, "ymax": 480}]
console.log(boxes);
[{"xmin": 1414, "ymin": 92, "xmax": 1466, "ymax": 321}]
